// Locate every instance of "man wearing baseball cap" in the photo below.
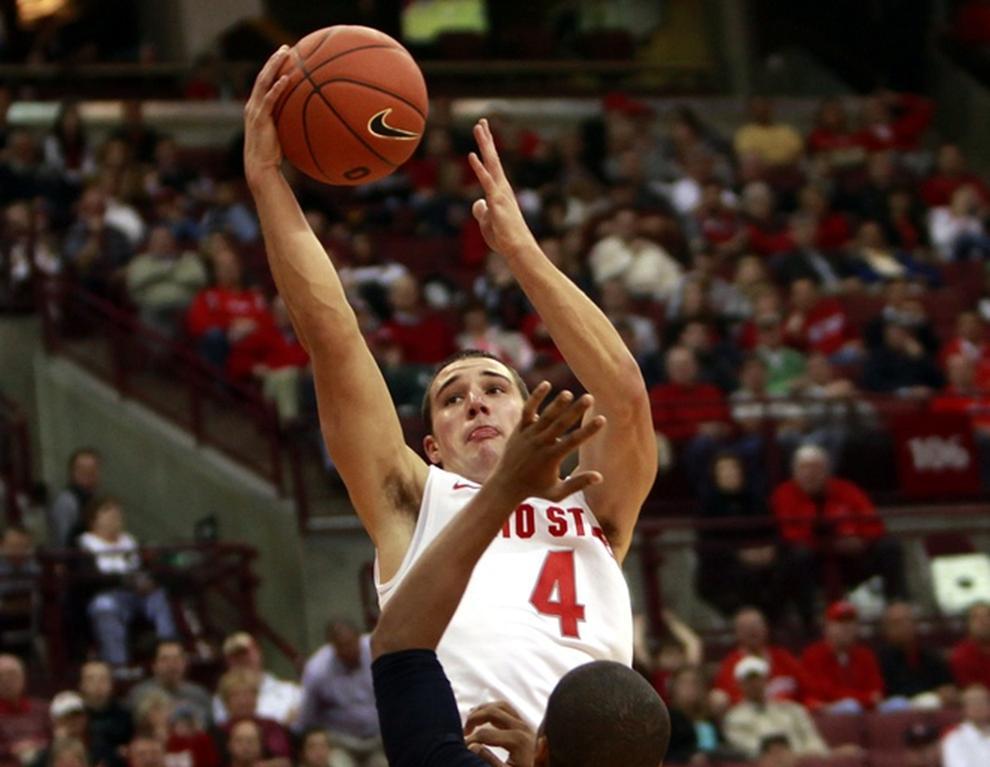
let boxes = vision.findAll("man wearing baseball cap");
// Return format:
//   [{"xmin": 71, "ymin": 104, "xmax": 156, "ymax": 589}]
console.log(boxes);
[
  {"xmin": 800, "ymin": 601, "xmax": 884, "ymax": 711},
  {"xmin": 26, "ymin": 692, "xmax": 90, "ymax": 767},
  {"xmin": 723, "ymin": 656, "xmax": 830, "ymax": 760},
  {"xmin": 211, "ymin": 633, "xmax": 300, "ymax": 727}
]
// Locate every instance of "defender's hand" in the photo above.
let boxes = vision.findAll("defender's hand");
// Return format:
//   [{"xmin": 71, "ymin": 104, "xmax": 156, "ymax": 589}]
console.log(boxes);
[
  {"xmin": 468, "ymin": 118, "xmax": 539, "ymax": 258},
  {"xmin": 465, "ymin": 701, "xmax": 534, "ymax": 767},
  {"xmin": 488, "ymin": 381, "xmax": 605, "ymax": 505},
  {"xmin": 244, "ymin": 46, "xmax": 292, "ymax": 182}
]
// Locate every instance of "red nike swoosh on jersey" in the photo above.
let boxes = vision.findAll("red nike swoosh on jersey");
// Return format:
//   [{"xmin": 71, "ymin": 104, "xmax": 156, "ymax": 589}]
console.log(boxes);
[{"xmin": 452, "ymin": 482, "xmax": 480, "ymax": 490}]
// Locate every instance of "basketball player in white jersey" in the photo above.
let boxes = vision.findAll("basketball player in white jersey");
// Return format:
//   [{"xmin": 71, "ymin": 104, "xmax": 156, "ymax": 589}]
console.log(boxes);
[{"xmin": 244, "ymin": 47, "xmax": 657, "ymax": 729}]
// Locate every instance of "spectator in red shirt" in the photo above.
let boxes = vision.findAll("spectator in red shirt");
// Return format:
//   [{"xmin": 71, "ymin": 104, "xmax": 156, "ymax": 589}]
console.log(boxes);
[
  {"xmin": 713, "ymin": 607, "xmax": 807, "ymax": 707},
  {"xmin": 229, "ymin": 296, "xmax": 311, "ymax": 423},
  {"xmin": 800, "ymin": 601, "xmax": 885, "ymax": 711},
  {"xmin": 0, "ymin": 654, "xmax": 49, "ymax": 767},
  {"xmin": 920, "ymin": 144, "xmax": 990, "ymax": 209},
  {"xmin": 381, "ymin": 274, "xmax": 455, "ymax": 366},
  {"xmin": 694, "ymin": 181, "xmax": 745, "ymax": 257},
  {"xmin": 805, "ymin": 98, "xmax": 867, "ymax": 175},
  {"xmin": 741, "ymin": 182, "xmax": 794, "ymax": 257},
  {"xmin": 941, "ymin": 312, "xmax": 990, "ymax": 388},
  {"xmin": 650, "ymin": 345, "xmax": 754, "ymax": 489},
  {"xmin": 797, "ymin": 183, "xmax": 852, "ymax": 253},
  {"xmin": 855, "ymin": 91, "xmax": 934, "ymax": 153},
  {"xmin": 772, "ymin": 445, "xmax": 906, "ymax": 630},
  {"xmin": 932, "ymin": 353, "xmax": 990, "ymax": 482},
  {"xmin": 650, "ymin": 346, "xmax": 730, "ymax": 441},
  {"xmin": 950, "ymin": 602, "xmax": 990, "ymax": 691},
  {"xmin": 783, "ymin": 278, "xmax": 861, "ymax": 363},
  {"xmin": 185, "ymin": 242, "xmax": 272, "ymax": 374}
]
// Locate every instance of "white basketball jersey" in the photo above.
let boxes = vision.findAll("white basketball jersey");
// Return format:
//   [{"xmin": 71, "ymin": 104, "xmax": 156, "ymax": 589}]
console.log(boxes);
[{"xmin": 376, "ymin": 466, "xmax": 633, "ymax": 730}]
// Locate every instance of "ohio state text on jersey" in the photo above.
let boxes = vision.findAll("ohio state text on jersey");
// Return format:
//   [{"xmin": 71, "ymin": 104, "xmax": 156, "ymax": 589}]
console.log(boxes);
[{"xmin": 375, "ymin": 466, "xmax": 633, "ymax": 730}]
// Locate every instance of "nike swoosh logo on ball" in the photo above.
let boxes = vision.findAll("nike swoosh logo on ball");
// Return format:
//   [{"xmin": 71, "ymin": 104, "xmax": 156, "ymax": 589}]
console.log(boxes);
[{"xmin": 367, "ymin": 108, "xmax": 420, "ymax": 140}]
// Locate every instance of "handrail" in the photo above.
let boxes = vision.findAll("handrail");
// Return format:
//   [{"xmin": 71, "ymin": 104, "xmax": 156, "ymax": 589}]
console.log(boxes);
[
  {"xmin": 33, "ymin": 542, "xmax": 301, "ymax": 682},
  {"xmin": 37, "ymin": 278, "xmax": 287, "ymax": 495},
  {"xmin": 633, "ymin": 503, "xmax": 990, "ymax": 639},
  {"xmin": 0, "ymin": 393, "xmax": 32, "ymax": 526}
]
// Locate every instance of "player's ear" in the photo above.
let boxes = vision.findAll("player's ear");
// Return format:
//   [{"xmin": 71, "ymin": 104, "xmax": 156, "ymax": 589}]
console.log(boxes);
[
  {"xmin": 533, "ymin": 735, "xmax": 550, "ymax": 767},
  {"xmin": 422, "ymin": 434, "xmax": 441, "ymax": 465}
]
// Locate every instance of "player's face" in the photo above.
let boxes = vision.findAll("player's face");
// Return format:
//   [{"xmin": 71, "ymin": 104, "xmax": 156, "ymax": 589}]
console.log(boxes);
[{"xmin": 424, "ymin": 358, "xmax": 526, "ymax": 483}]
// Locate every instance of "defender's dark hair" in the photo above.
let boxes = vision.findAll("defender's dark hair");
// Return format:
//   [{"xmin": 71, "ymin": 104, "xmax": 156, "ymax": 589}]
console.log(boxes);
[
  {"xmin": 420, "ymin": 350, "xmax": 529, "ymax": 434},
  {"xmin": 544, "ymin": 661, "xmax": 670, "ymax": 767}
]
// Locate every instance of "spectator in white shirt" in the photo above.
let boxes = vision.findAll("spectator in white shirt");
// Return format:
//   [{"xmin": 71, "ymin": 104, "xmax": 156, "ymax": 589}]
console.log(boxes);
[
  {"xmin": 211, "ymin": 632, "xmax": 301, "ymax": 727},
  {"xmin": 943, "ymin": 685, "xmax": 990, "ymax": 767},
  {"xmin": 78, "ymin": 498, "xmax": 177, "ymax": 669},
  {"xmin": 588, "ymin": 208, "xmax": 683, "ymax": 301}
]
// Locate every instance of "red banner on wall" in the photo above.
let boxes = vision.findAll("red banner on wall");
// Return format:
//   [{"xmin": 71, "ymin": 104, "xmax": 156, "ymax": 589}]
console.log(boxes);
[{"xmin": 892, "ymin": 414, "xmax": 981, "ymax": 499}]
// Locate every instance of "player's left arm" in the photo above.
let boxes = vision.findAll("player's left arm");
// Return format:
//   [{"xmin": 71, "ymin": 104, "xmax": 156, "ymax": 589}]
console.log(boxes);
[{"xmin": 468, "ymin": 119, "xmax": 655, "ymax": 562}]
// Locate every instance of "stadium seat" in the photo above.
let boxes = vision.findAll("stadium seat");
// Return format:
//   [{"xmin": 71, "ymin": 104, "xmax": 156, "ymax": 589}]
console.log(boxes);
[
  {"xmin": 812, "ymin": 712, "xmax": 867, "ymax": 749},
  {"xmin": 798, "ymin": 756, "xmax": 865, "ymax": 767},
  {"xmin": 940, "ymin": 261, "xmax": 985, "ymax": 306},
  {"xmin": 865, "ymin": 710, "xmax": 937, "ymax": 751},
  {"xmin": 869, "ymin": 753, "xmax": 909, "ymax": 767}
]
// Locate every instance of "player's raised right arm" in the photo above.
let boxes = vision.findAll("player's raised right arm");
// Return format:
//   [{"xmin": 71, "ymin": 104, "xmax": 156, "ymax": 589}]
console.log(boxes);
[{"xmin": 244, "ymin": 47, "xmax": 426, "ymax": 557}]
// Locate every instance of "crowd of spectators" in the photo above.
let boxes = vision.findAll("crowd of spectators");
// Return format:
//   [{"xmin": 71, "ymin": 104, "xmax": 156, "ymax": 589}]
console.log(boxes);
[
  {"xmin": 635, "ymin": 601, "xmax": 990, "ymax": 766},
  {"xmin": 4, "ymin": 85, "xmax": 990, "ymax": 487},
  {"xmin": 0, "ymin": 622, "xmax": 391, "ymax": 767},
  {"xmin": 3, "ymin": 60, "xmax": 990, "ymax": 767}
]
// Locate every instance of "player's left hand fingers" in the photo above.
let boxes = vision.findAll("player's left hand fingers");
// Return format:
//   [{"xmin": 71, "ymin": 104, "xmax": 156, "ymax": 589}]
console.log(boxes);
[
  {"xmin": 471, "ymin": 197, "xmax": 490, "ymax": 224},
  {"xmin": 466, "ymin": 744, "xmax": 507, "ymax": 767},
  {"xmin": 259, "ymin": 75, "xmax": 289, "ymax": 116},
  {"xmin": 477, "ymin": 118, "xmax": 508, "ymax": 184},
  {"xmin": 469, "ymin": 151, "xmax": 496, "ymax": 195},
  {"xmin": 248, "ymin": 46, "xmax": 290, "ymax": 110},
  {"xmin": 548, "ymin": 470, "xmax": 603, "ymax": 501}
]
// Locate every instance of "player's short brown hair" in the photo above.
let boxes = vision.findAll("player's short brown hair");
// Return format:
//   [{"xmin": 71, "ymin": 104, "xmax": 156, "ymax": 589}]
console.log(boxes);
[{"xmin": 420, "ymin": 350, "xmax": 529, "ymax": 434}]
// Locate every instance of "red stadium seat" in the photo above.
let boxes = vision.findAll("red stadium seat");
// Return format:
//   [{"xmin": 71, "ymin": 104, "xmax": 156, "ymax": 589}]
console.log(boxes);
[
  {"xmin": 940, "ymin": 261, "xmax": 985, "ymax": 306},
  {"xmin": 838, "ymin": 293, "xmax": 884, "ymax": 330},
  {"xmin": 865, "ymin": 710, "xmax": 936, "ymax": 751},
  {"xmin": 869, "ymin": 753, "xmax": 910, "ymax": 767},
  {"xmin": 797, "ymin": 756, "xmax": 865, "ymax": 767},
  {"xmin": 812, "ymin": 712, "xmax": 867, "ymax": 749}
]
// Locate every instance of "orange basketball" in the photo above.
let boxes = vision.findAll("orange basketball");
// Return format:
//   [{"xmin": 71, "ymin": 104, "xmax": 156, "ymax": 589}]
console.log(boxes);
[{"xmin": 273, "ymin": 26, "xmax": 428, "ymax": 186}]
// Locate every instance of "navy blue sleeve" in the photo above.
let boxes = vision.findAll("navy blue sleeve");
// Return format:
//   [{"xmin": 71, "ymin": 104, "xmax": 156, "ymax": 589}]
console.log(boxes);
[{"xmin": 372, "ymin": 649, "xmax": 488, "ymax": 767}]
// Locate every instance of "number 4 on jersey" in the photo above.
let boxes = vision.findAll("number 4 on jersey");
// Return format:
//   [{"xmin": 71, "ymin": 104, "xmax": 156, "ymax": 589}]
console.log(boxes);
[{"xmin": 530, "ymin": 550, "xmax": 586, "ymax": 638}]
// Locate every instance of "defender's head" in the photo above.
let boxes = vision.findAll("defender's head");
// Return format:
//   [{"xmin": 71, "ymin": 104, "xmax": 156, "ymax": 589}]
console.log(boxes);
[
  {"xmin": 536, "ymin": 660, "xmax": 670, "ymax": 767},
  {"xmin": 421, "ymin": 350, "xmax": 529, "ymax": 483}
]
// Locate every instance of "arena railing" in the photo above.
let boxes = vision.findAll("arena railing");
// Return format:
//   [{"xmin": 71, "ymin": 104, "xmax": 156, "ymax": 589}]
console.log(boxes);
[
  {"xmin": 634, "ymin": 505, "xmax": 988, "ymax": 649},
  {"xmin": 34, "ymin": 278, "xmax": 333, "ymax": 528},
  {"xmin": 29, "ymin": 541, "xmax": 300, "ymax": 684},
  {"xmin": 0, "ymin": 59, "xmax": 716, "ymax": 99},
  {"xmin": 36, "ymin": 278, "xmax": 288, "ymax": 493},
  {"xmin": 0, "ymin": 393, "xmax": 33, "ymax": 526},
  {"xmin": 34, "ymin": 276, "xmax": 990, "ymax": 529}
]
